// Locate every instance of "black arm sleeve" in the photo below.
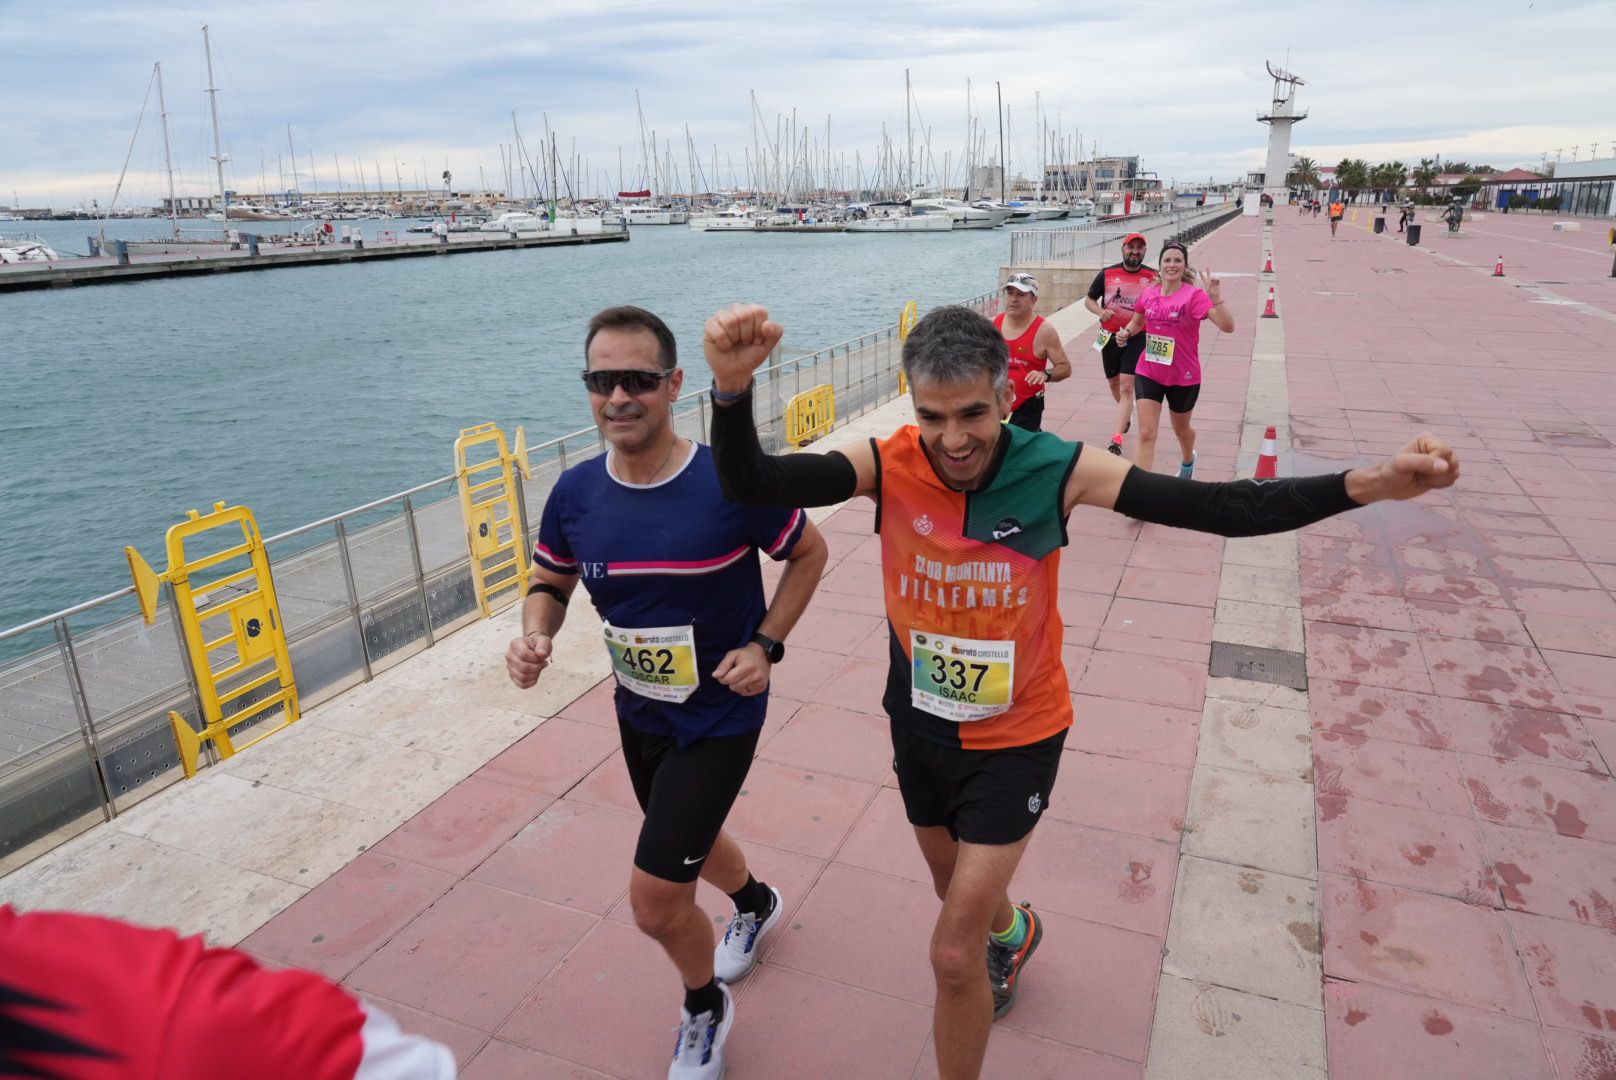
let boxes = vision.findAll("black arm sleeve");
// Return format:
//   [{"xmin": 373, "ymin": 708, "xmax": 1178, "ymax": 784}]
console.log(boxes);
[
  {"xmin": 1112, "ymin": 463, "xmax": 1360, "ymax": 538},
  {"xmin": 709, "ymin": 385, "xmax": 860, "ymax": 508},
  {"xmin": 1086, "ymin": 269, "xmax": 1106, "ymax": 301}
]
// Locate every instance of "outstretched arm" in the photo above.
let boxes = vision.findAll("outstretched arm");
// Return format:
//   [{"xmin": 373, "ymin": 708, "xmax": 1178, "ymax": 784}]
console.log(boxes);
[
  {"xmin": 706, "ymin": 303, "xmax": 879, "ymax": 507},
  {"xmin": 1062, "ymin": 434, "xmax": 1459, "ymax": 536}
]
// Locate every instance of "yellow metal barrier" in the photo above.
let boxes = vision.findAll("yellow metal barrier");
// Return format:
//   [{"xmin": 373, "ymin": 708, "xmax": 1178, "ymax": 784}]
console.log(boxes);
[
  {"xmin": 126, "ymin": 502, "xmax": 299, "ymax": 779},
  {"xmin": 455, "ymin": 422, "xmax": 533, "ymax": 617},
  {"xmin": 898, "ymin": 300, "xmax": 918, "ymax": 393},
  {"xmin": 785, "ymin": 384, "xmax": 836, "ymax": 448}
]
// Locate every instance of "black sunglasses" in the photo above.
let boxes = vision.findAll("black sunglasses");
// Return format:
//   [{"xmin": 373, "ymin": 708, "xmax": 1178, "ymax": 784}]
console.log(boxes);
[{"xmin": 580, "ymin": 369, "xmax": 674, "ymax": 395}]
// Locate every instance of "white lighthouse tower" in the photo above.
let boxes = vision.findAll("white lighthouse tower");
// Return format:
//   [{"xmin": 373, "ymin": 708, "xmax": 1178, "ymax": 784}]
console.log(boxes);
[{"xmin": 1258, "ymin": 62, "xmax": 1307, "ymax": 202}]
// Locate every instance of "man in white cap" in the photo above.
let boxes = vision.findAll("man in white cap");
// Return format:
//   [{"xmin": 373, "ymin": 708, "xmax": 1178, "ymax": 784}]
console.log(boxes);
[{"xmin": 994, "ymin": 272, "xmax": 1071, "ymax": 432}]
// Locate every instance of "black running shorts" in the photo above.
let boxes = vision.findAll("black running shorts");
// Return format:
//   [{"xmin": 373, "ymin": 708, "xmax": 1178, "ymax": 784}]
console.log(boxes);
[
  {"xmin": 1007, "ymin": 394, "xmax": 1045, "ymax": 433},
  {"xmin": 1133, "ymin": 373, "xmax": 1201, "ymax": 414},
  {"xmin": 1100, "ymin": 335, "xmax": 1146, "ymax": 380},
  {"xmin": 618, "ymin": 713, "xmax": 760, "ymax": 883},
  {"xmin": 889, "ymin": 720, "xmax": 1066, "ymax": 845}
]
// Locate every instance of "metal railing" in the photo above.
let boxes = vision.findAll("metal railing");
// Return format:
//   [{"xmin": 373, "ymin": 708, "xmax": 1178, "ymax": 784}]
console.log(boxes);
[
  {"xmin": 1008, "ymin": 202, "xmax": 1240, "ymax": 265},
  {"xmin": 0, "ymin": 287, "xmax": 1000, "ymax": 874}
]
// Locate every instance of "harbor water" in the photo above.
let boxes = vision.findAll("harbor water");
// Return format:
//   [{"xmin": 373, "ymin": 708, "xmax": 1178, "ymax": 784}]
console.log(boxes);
[{"xmin": 2, "ymin": 218, "xmax": 1037, "ymax": 634}]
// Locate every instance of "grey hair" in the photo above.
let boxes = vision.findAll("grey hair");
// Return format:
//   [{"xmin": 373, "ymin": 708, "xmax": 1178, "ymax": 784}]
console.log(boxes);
[{"xmin": 901, "ymin": 306, "xmax": 1010, "ymax": 396}]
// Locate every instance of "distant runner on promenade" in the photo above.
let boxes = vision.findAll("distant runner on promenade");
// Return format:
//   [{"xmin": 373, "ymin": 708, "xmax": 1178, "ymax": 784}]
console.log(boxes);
[
  {"xmin": 1083, "ymin": 232, "xmax": 1157, "ymax": 457},
  {"xmin": 1329, "ymin": 198, "xmax": 1345, "ymax": 236},
  {"xmin": 994, "ymin": 272, "xmax": 1071, "ymax": 432},
  {"xmin": 704, "ymin": 300, "xmax": 1459, "ymax": 1080},
  {"xmin": 505, "ymin": 305, "xmax": 827, "ymax": 1080}
]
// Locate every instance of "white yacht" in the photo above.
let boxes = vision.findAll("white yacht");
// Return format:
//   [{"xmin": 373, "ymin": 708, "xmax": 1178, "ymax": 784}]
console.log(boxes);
[
  {"xmin": 689, "ymin": 205, "xmax": 757, "ymax": 231},
  {"xmin": 0, "ymin": 235, "xmax": 60, "ymax": 263},
  {"xmin": 478, "ymin": 211, "xmax": 548, "ymax": 233},
  {"xmin": 845, "ymin": 204, "xmax": 952, "ymax": 233},
  {"xmin": 979, "ymin": 201, "xmax": 1034, "ymax": 222},
  {"xmin": 0, "ymin": 211, "xmax": 21, "ymax": 222},
  {"xmin": 910, "ymin": 198, "xmax": 1007, "ymax": 229},
  {"xmin": 622, "ymin": 205, "xmax": 690, "ymax": 225}
]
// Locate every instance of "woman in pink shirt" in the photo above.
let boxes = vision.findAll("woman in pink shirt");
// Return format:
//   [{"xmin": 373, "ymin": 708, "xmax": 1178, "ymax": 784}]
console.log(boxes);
[{"xmin": 1115, "ymin": 241, "xmax": 1235, "ymax": 477}]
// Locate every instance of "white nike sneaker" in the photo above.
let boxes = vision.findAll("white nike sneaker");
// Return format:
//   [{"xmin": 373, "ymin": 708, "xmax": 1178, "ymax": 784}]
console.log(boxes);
[
  {"xmin": 669, "ymin": 981, "xmax": 734, "ymax": 1080},
  {"xmin": 713, "ymin": 886, "xmax": 783, "ymax": 983}
]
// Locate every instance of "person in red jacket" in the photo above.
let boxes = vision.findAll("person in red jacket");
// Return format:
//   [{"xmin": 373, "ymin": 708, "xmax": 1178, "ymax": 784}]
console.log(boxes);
[{"xmin": 0, "ymin": 905, "xmax": 454, "ymax": 1079}]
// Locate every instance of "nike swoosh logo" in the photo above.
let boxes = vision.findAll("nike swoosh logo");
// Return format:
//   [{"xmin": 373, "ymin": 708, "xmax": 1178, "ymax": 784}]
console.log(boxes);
[{"xmin": 683, "ymin": 855, "xmax": 705, "ymax": 865}]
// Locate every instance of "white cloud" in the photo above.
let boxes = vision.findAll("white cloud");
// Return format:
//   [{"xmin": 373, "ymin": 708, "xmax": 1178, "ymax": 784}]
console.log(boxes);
[{"xmin": 3, "ymin": 0, "xmax": 1613, "ymax": 207}]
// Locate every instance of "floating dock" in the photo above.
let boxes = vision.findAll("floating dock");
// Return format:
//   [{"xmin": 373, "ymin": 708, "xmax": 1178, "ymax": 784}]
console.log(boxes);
[{"xmin": 0, "ymin": 228, "xmax": 629, "ymax": 292}]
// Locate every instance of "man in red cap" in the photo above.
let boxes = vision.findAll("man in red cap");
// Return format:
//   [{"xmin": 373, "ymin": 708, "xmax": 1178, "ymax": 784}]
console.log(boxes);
[{"xmin": 1084, "ymin": 233, "xmax": 1158, "ymax": 456}]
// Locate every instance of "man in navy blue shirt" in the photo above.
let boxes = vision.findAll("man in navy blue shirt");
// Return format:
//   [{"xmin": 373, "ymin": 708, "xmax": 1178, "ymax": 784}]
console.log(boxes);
[{"xmin": 505, "ymin": 306, "xmax": 826, "ymax": 1080}]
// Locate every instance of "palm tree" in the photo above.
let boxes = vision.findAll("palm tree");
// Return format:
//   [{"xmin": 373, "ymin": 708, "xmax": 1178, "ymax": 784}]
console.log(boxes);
[
  {"xmin": 1411, "ymin": 158, "xmax": 1437, "ymax": 194},
  {"xmin": 1336, "ymin": 159, "xmax": 1371, "ymax": 202},
  {"xmin": 1286, "ymin": 155, "xmax": 1321, "ymax": 192}
]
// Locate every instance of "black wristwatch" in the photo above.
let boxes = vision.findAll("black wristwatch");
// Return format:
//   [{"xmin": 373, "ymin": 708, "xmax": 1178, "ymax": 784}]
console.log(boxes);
[{"xmin": 750, "ymin": 632, "xmax": 785, "ymax": 663}]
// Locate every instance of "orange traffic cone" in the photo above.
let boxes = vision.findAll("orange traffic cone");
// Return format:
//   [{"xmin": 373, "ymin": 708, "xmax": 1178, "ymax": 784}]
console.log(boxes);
[
  {"xmin": 1260, "ymin": 285, "xmax": 1279, "ymax": 318},
  {"xmin": 1255, "ymin": 426, "xmax": 1279, "ymax": 479},
  {"xmin": 1262, "ymin": 251, "xmax": 1275, "ymax": 273},
  {"xmin": 1493, "ymin": 255, "xmax": 1505, "ymax": 277}
]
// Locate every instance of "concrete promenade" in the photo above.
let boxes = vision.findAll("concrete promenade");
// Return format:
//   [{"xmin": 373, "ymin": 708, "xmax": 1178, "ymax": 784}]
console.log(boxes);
[{"xmin": 4, "ymin": 206, "xmax": 1616, "ymax": 1078}]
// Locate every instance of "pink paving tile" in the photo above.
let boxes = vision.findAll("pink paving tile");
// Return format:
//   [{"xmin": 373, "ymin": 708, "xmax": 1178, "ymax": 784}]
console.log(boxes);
[
  {"xmin": 1460, "ymin": 754, "xmax": 1616, "ymax": 841},
  {"xmin": 1510, "ymin": 584, "xmax": 1616, "ymax": 620},
  {"xmin": 498, "ymin": 918, "xmax": 687, "ymax": 1078},
  {"xmin": 784, "ymin": 605, "xmax": 883, "ymax": 657},
  {"xmin": 820, "ymin": 504, "xmax": 876, "ymax": 533},
  {"xmin": 459, "ymin": 1040, "xmax": 615, "ymax": 1080},
  {"xmin": 814, "ymin": 586, "xmax": 890, "ymax": 619},
  {"xmin": 1302, "ymin": 588, "xmax": 1416, "ymax": 631},
  {"xmin": 764, "ymin": 643, "xmax": 847, "ymax": 702},
  {"xmin": 1102, "ymin": 596, "xmax": 1215, "ymax": 643},
  {"xmin": 365, "ymin": 995, "xmax": 491, "ymax": 1069},
  {"xmin": 469, "ymin": 799, "xmax": 640, "ymax": 914},
  {"xmin": 820, "ymin": 557, "xmax": 884, "ymax": 597},
  {"xmin": 1510, "ymin": 909, "xmax": 1616, "ymax": 1033},
  {"xmin": 1114, "ymin": 566, "xmax": 1220, "ymax": 609},
  {"xmin": 565, "ymin": 751, "xmax": 641, "ymax": 815},
  {"xmin": 1480, "ymin": 820, "xmax": 1616, "ymax": 928},
  {"xmin": 1396, "ymin": 545, "xmax": 1490, "ymax": 577},
  {"xmin": 1134, "ymin": 522, "xmax": 1223, "ymax": 549},
  {"xmin": 1439, "ymin": 698, "xmax": 1603, "ymax": 769},
  {"xmin": 347, "ymin": 880, "xmax": 595, "ymax": 1032},
  {"xmin": 1069, "ymin": 506, "xmax": 1144, "ymax": 540},
  {"xmin": 1060, "ymin": 559, "xmax": 1127, "ymax": 595},
  {"xmin": 1314, "ymin": 733, "xmax": 1471, "ymax": 818},
  {"xmin": 1494, "ymin": 554, "xmax": 1605, "ymax": 590},
  {"xmin": 1064, "ymin": 535, "xmax": 1135, "ymax": 566},
  {"xmin": 1323, "ymin": 979, "xmax": 1555, "ymax": 1080},
  {"xmin": 834, "ymin": 785, "xmax": 936, "ymax": 885},
  {"xmin": 1402, "ymin": 572, "xmax": 1511, "ymax": 609},
  {"xmin": 1587, "ymin": 718, "xmax": 1616, "ymax": 777},
  {"xmin": 475, "ymin": 718, "xmax": 621, "ymax": 795},
  {"xmin": 718, "ymin": 759, "xmax": 877, "ymax": 859},
  {"xmin": 912, "ymin": 1031, "xmax": 1142, "ymax": 1080},
  {"xmin": 1543, "ymin": 1026, "xmax": 1616, "ymax": 1080},
  {"xmin": 1127, "ymin": 540, "xmax": 1223, "ymax": 575},
  {"xmin": 759, "ymin": 692, "xmax": 802, "ymax": 745},
  {"xmin": 371, "ymin": 778, "xmax": 556, "ymax": 877},
  {"xmin": 1075, "ymin": 649, "xmax": 1207, "ymax": 711},
  {"xmin": 811, "ymin": 655, "xmax": 892, "ymax": 718},
  {"xmin": 1307, "ymin": 623, "xmax": 1434, "ymax": 694},
  {"xmin": 1056, "ymin": 587, "xmax": 1112, "ymax": 630},
  {"xmin": 1300, "ymin": 561, "xmax": 1404, "ymax": 597},
  {"xmin": 1066, "ymin": 695, "xmax": 1202, "ymax": 768},
  {"xmin": 1545, "ymin": 650, "xmax": 1616, "ymax": 701},
  {"xmin": 242, "ymin": 851, "xmax": 457, "ymax": 979},
  {"xmin": 1092, "ymin": 629, "xmax": 1208, "ymax": 665},
  {"xmin": 1406, "ymin": 598, "xmax": 1535, "ymax": 647},
  {"xmin": 603, "ymin": 837, "xmax": 829, "ymax": 936},
  {"xmin": 759, "ymin": 701, "xmax": 894, "ymax": 784},
  {"xmin": 1309, "ymin": 680, "xmax": 1452, "ymax": 748},
  {"xmin": 1423, "ymin": 636, "xmax": 1564, "ymax": 711},
  {"xmin": 723, "ymin": 966, "xmax": 933, "ymax": 1080},
  {"xmin": 992, "ymin": 907, "xmax": 1162, "ymax": 1062},
  {"xmin": 555, "ymin": 677, "xmax": 617, "ymax": 728},
  {"xmin": 1316, "ymin": 796, "xmax": 1496, "ymax": 906},
  {"xmin": 1043, "ymin": 750, "xmax": 1190, "ymax": 842},
  {"xmin": 1017, "ymin": 817, "xmax": 1178, "ymax": 936},
  {"xmin": 1299, "ymin": 535, "xmax": 1389, "ymax": 565},
  {"xmin": 763, "ymin": 862, "xmax": 940, "ymax": 1004},
  {"xmin": 1318, "ymin": 874, "xmax": 1536, "ymax": 1018}
]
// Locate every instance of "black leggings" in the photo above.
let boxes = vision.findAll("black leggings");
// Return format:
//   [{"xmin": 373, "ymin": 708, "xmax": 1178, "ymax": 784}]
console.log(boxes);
[{"xmin": 619, "ymin": 713, "xmax": 760, "ymax": 883}]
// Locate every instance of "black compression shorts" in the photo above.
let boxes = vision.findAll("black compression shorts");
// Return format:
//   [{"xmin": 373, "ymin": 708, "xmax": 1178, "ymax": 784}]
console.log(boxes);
[
  {"xmin": 618, "ymin": 712, "xmax": 760, "ymax": 883},
  {"xmin": 890, "ymin": 721, "xmax": 1066, "ymax": 845},
  {"xmin": 1133, "ymin": 374, "xmax": 1201, "ymax": 414},
  {"xmin": 1007, "ymin": 394, "xmax": 1045, "ymax": 432}
]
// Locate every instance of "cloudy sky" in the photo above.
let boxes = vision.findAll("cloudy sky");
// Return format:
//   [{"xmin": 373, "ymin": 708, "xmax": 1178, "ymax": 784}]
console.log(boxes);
[{"xmin": 4, "ymin": 0, "xmax": 1614, "ymax": 208}]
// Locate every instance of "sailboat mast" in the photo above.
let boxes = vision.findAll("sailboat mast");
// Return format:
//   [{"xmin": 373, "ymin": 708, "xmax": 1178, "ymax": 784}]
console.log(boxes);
[
  {"xmin": 154, "ymin": 61, "xmax": 178, "ymax": 236},
  {"xmin": 905, "ymin": 69, "xmax": 912, "ymax": 193},
  {"xmin": 996, "ymin": 82, "xmax": 1005, "ymax": 203},
  {"xmin": 201, "ymin": 24, "xmax": 230, "ymax": 234}
]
